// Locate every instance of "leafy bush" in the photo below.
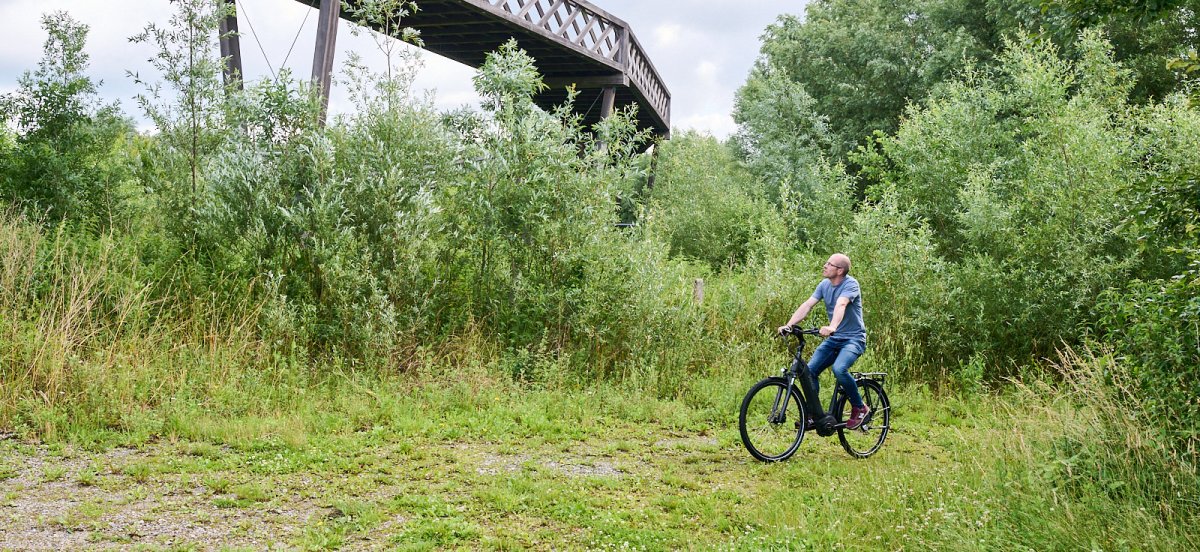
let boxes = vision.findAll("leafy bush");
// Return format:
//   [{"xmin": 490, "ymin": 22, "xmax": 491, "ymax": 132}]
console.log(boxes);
[
  {"xmin": 854, "ymin": 32, "xmax": 1139, "ymax": 368},
  {"xmin": 1097, "ymin": 93, "xmax": 1200, "ymax": 461},
  {"xmin": 1035, "ymin": 349, "xmax": 1198, "ymax": 526},
  {"xmin": 0, "ymin": 12, "xmax": 134, "ymax": 228},
  {"xmin": 776, "ymin": 160, "xmax": 855, "ymax": 256},
  {"xmin": 1124, "ymin": 95, "xmax": 1200, "ymax": 280},
  {"xmin": 571, "ymin": 230, "xmax": 701, "ymax": 381},
  {"xmin": 1098, "ymin": 280, "xmax": 1199, "ymax": 460},
  {"xmin": 436, "ymin": 41, "xmax": 638, "ymax": 346},
  {"xmin": 187, "ymin": 72, "xmax": 457, "ymax": 358},
  {"xmin": 731, "ymin": 65, "xmax": 831, "ymax": 202},
  {"xmin": 649, "ymin": 132, "xmax": 784, "ymax": 270},
  {"xmin": 843, "ymin": 193, "xmax": 953, "ymax": 376}
]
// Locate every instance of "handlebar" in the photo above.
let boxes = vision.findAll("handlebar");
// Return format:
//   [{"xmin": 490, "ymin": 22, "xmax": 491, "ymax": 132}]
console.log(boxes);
[
  {"xmin": 778, "ymin": 325, "xmax": 821, "ymax": 337},
  {"xmin": 777, "ymin": 325, "xmax": 820, "ymax": 360}
]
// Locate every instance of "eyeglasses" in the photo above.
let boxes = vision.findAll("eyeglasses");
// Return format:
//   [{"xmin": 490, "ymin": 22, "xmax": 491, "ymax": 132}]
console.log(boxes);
[{"xmin": 824, "ymin": 262, "xmax": 847, "ymax": 270}]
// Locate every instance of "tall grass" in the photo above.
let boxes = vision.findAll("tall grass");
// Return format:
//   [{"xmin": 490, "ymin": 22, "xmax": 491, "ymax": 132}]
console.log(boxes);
[
  {"xmin": 0, "ymin": 210, "xmax": 269, "ymax": 440},
  {"xmin": 0, "ymin": 203, "xmax": 814, "ymax": 442},
  {"xmin": 1004, "ymin": 347, "xmax": 1200, "ymax": 541}
]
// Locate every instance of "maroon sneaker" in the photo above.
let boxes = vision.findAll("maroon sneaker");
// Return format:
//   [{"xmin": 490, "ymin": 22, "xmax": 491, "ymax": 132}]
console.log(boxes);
[{"xmin": 846, "ymin": 405, "xmax": 871, "ymax": 430}]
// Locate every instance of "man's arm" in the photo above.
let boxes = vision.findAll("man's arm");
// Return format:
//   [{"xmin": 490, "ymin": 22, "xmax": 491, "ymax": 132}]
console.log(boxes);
[
  {"xmin": 779, "ymin": 297, "xmax": 820, "ymax": 334},
  {"xmin": 820, "ymin": 297, "xmax": 852, "ymax": 336}
]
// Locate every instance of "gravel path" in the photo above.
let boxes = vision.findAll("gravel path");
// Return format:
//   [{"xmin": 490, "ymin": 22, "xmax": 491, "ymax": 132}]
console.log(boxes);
[
  {"xmin": 0, "ymin": 441, "xmax": 324, "ymax": 550},
  {"xmin": 0, "ymin": 433, "xmax": 700, "ymax": 550}
]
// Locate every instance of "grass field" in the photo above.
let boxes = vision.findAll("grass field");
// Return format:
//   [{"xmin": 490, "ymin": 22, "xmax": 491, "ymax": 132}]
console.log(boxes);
[{"xmin": 1, "ymin": 368, "xmax": 1194, "ymax": 551}]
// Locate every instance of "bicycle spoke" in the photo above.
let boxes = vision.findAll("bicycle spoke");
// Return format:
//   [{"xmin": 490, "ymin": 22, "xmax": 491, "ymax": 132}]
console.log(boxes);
[
  {"xmin": 837, "ymin": 381, "xmax": 890, "ymax": 458},
  {"xmin": 739, "ymin": 379, "xmax": 805, "ymax": 461}
]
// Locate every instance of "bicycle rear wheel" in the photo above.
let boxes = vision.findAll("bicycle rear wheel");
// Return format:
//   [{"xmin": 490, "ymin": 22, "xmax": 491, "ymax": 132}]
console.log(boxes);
[
  {"xmin": 835, "ymin": 379, "xmax": 890, "ymax": 458},
  {"xmin": 739, "ymin": 378, "xmax": 806, "ymax": 462}
]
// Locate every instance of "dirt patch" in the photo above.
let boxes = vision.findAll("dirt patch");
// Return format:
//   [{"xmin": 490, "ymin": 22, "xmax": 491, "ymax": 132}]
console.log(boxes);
[
  {"xmin": 0, "ymin": 443, "xmax": 323, "ymax": 550},
  {"xmin": 542, "ymin": 459, "xmax": 624, "ymax": 478},
  {"xmin": 471, "ymin": 450, "xmax": 626, "ymax": 479},
  {"xmin": 0, "ymin": 435, "xmax": 659, "ymax": 549},
  {"xmin": 475, "ymin": 452, "xmax": 531, "ymax": 476}
]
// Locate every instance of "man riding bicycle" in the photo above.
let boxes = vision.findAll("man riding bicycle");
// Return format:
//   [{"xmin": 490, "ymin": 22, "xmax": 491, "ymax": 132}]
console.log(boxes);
[{"xmin": 777, "ymin": 253, "xmax": 870, "ymax": 430}]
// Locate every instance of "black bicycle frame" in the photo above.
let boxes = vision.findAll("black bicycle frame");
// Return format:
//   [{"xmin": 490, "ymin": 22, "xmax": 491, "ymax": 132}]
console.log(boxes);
[{"xmin": 776, "ymin": 332, "xmax": 840, "ymax": 436}]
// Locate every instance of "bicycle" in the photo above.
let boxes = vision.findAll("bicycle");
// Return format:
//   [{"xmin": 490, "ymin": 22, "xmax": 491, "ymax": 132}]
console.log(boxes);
[{"xmin": 738, "ymin": 326, "xmax": 891, "ymax": 461}]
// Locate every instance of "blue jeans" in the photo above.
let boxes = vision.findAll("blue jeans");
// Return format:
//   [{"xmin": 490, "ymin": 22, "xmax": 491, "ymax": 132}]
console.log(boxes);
[{"xmin": 807, "ymin": 337, "xmax": 866, "ymax": 408}]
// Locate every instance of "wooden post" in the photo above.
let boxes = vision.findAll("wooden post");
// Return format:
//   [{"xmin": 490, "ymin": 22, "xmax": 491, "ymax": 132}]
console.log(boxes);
[
  {"xmin": 599, "ymin": 86, "xmax": 616, "ymax": 120},
  {"xmin": 616, "ymin": 25, "xmax": 628, "ymax": 68},
  {"xmin": 312, "ymin": 0, "xmax": 341, "ymax": 124},
  {"xmin": 218, "ymin": 0, "xmax": 243, "ymax": 91},
  {"xmin": 597, "ymin": 86, "xmax": 617, "ymax": 151},
  {"xmin": 693, "ymin": 279, "xmax": 704, "ymax": 305},
  {"xmin": 646, "ymin": 142, "xmax": 659, "ymax": 191}
]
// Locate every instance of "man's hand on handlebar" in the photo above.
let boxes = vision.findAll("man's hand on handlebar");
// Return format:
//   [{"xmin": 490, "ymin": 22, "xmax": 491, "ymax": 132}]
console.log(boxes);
[
  {"xmin": 819, "ymin": 325, "xmax": 836, "ymax": 337},
  {"xmin": 778, "ymin": 326, "xmax": 824, "ymax": 337}
]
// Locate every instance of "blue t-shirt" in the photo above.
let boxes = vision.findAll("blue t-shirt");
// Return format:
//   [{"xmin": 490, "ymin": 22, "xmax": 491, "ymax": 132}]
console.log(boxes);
[{"xmin": 812, "ymin": 275, "xmax": 866, "ymax": 341}]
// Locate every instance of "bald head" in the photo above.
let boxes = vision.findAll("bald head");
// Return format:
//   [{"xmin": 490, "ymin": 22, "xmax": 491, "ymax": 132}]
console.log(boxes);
[
  {"xmin": 830, "ymin": 253, "xmax": 851, "ymax": 274},
  {"xmin": 822, "ymin": 253, "xmax": 851, "ymax": 282}
]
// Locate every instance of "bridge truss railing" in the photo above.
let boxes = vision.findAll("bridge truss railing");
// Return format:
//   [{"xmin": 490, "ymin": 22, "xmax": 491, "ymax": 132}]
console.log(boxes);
[{"xmin": 475, "ymin": 0, "xmax": 670, "ymax": 128}]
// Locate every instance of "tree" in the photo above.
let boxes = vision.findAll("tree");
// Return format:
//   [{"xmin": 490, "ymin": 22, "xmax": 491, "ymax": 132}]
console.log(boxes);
[
  {"xmin": 0, "ymin": 12, "xmax": 132, "ymax": 226},
  {"xmin": 731, "ymin": 65, "xmax": 831, "ymax": 200},
  {"xmin": 744, "ymin": 0, "xmax": 997, "ymax": 159},
  {"xmin": 649, "ymin": 132, "xmax": 784, "ymax": 270},
  {"xmin": 855, "ymin": 31, "xmax": 1141, "ymax": 364},
  {"xmin": 129, "ymin": 0, "xmax": 230, "ymax": 239},
  {"xmin": 1042, "ymin": 0, "xmax": 1200, "ymax": 102},
  {"xmin": 743, "ymin": 0, "xmax": 1200, "ymax": 164}
]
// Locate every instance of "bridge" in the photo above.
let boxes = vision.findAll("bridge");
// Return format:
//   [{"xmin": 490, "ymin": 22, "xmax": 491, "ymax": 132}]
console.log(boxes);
[{"xmin": 219, "ymin": 0, "xmax": 671, "ymax": 137}]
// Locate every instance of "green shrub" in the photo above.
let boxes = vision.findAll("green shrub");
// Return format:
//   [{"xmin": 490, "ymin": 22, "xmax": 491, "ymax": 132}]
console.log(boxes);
[
  {"xmin": 1096, "ymin": 95, "xmax": 1200, "ymax": 459},
  {"xmin": 0, "ymin": 12, "xmax": 135, "ymax": 228},
  {"xmin": 843, "ymin": 193, "xmax": 953, "ymax": 376},
  {"xmin": 432, "ymin": 40, "xmax": 664, "ymax": 358},
  {"xmin": 572, "ymin": 230, "xmax": 700, "ymax": 380},
  {"xmin": 1098, "ymin": 280, "xmax": 1199, "ymax": 461},
  {"xmin": 187, "ymin": 73, "xmax": 456, "ymax": 358},
  {"xmin": 776, "ymin": 160, "xmax": 855, "ymax": 257},
  {"xmin": 649, "ymin": 132, "xmax": 784, "ymax": 270},
  {"xmin": 1036, "ymin": 349, "xmax": 1198, "ymax": 526},
  {"xmin": 854, "ymin": 32, "xmax": 1139, "ymax": 369},
  {"xmin": 1125, "ymin": 95, "xmax": 1200, "ymax": 280}
]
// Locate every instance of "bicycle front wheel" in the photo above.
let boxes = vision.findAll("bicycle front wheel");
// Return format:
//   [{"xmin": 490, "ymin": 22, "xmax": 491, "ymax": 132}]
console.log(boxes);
[
  {"xmin": 739, "ymin": 378, "xmax": 806, "ymax": 462},
  {"xmin": 835, "ymin": 379, "xmax": 890, "ymax": 458}
]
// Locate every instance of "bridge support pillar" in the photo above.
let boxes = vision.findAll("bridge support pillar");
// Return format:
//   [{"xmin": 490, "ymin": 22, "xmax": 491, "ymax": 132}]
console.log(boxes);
[
  {"xmin": 312, "ymin": 0, "xmax": 341, "ymax": 124},
  {"xmin": 599, "ymin": 87, "xmax": 616, "ymax": 120},
  {"xmin": 218, "ymin": 0, "xmax": 243, "ymax": 91},
  {"xmin": 597, "ymin": 87, "xmax": 618, "ymax": 151}
]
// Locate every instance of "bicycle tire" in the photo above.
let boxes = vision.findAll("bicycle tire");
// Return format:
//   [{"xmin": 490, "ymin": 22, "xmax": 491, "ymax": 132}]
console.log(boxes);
[
  {"xmin": 739, "ymin": 377, "xmax": 806, "ymax": 462},
  {"xmin": 835, "ymin": 379, "xmax": 890, "ymax": 458}
]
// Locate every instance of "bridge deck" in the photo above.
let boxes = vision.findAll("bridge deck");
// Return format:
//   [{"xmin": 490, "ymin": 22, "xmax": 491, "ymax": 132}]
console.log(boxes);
[{"xmin": 295, "ymin": 0, "xmax": 670, "ymax": 136}]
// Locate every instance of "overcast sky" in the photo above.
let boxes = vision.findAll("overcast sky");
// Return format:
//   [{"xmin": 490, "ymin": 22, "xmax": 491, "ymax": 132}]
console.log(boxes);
[{"xmin": 0, "ymin": 0, "xmax": 806, "ymax": 138}]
